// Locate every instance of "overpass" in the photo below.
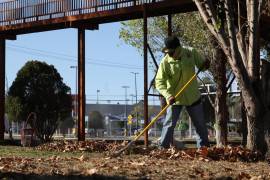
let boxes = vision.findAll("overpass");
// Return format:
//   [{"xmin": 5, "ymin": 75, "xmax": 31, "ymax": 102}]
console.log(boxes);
[
  {"xmin": 0, "ymin": 0, "xmax": 197, "ymax": 144},
  {"xmin": 0, "ymin": 0, "xmax": 269, "ymax": 144},
  {"xmin": 0, "ymin": 0, "xmax": 196, "ymax": 36}
]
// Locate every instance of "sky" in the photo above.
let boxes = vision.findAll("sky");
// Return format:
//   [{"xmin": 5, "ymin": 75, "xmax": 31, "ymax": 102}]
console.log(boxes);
[{"xmin": 5, "ymin": 22, "xmax": 160, "ymax": 105}]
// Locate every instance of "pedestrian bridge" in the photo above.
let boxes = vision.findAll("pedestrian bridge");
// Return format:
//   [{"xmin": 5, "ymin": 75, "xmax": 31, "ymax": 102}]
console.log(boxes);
[
  {"xmin": 0, "ymin": 0, "xmax": 198, "ymax": 142},
  {"xmin": 1, "ymin": 0, "xmax": 269, "ymax": 142},
  {"xmin": 0, "ymin": 0, "xmax": 195, "ymax": 37}
]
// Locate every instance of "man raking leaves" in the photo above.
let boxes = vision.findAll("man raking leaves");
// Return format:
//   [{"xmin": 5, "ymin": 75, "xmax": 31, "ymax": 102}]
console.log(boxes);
[
  {"xmin": 156, "ymin": 36, "xmax": 210, "ymax": 149},
  {"xmin": 112, "ymin": 36, "xmax": 210, "ymax": 157}
]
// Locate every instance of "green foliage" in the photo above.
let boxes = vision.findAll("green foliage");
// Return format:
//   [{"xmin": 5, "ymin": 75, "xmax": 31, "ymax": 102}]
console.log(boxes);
[
  {"xmin": 7, "ymin": 60, "xmax": 72, "ymax": 142},
  {"xmin": 59, "ymin": 117, "xmax": 75, "ymax": 135},
  {"xmin": 178, "ymin": 121, "xmax": 189, "ymax": 131},
  {"xmin": 88, "ymin": 111, "xmax": 104, "ymax": 130},
  {"xmin": 119, "ymin": 13, "xmax": 213, "ymax": 61}
]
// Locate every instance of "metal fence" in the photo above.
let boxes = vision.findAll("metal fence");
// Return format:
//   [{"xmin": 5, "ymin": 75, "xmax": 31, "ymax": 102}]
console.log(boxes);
[{"xmin": 0, "ymin": 0, "xmax": 163, "ymax": 26}]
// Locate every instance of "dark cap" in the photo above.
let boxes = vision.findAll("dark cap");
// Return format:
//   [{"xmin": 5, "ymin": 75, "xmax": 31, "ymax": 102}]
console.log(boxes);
[{"xmin": 162, "ymin": 36, "xmax": 180, "ymax": 53}]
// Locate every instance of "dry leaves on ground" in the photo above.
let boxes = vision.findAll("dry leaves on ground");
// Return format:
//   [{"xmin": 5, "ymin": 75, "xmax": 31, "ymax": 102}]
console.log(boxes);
[{"xmin": 35, "ymin": 140, "xmax": 264, "ymax": 162}]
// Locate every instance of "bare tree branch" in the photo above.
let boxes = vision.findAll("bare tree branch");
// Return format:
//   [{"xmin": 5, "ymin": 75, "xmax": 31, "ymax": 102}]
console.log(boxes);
[
  {"xmin": 237, "ymin": 0, "xmax": 247, "ymax": 67},
  {"xmin": 247, "ymin": 0, "xmax": 260, "ymax": 80},
  {"xmin": 194, "ymin": 0, "xmax": 230, "ymax": 56},
  {"xmin": 224, "ymin": 0, "xmax": 250, "ymax": 83}
]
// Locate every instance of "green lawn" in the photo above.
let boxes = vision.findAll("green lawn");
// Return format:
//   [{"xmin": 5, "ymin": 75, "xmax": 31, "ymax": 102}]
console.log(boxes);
[{"xmin": 0, "ymin": 145, "xmax": 93, "ymax": 159}]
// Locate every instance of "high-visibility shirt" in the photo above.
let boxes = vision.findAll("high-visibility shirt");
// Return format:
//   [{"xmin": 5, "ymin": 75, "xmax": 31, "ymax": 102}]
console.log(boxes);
[{"xmin": 155, "ymin": 46, "xmax": 206, "ymax": 106}]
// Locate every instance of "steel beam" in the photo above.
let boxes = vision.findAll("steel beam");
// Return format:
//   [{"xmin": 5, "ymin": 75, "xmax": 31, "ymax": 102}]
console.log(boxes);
[
  {"xmin": 77, "ymin": 28, "xmax": 85, "ymax": 141},
  {"xmin": 0, "ymin": 39, "xmax": 5, "ymax": 140},
  {"xmin": 0, "ymin": 0, "xmax": 196, "ymax": 36},
  {"xmin": 143, "ymin": 6, "xmax": 149, "ymax": 147},
  {"xmin": 168, "ymin": 14, "xmax": 172, "ymax": 36}
]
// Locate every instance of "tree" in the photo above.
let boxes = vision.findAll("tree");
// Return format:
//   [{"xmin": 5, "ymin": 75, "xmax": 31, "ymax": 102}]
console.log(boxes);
[
  {"xmin": 194, "ymin": 0, "xmax": 268, "ymax": 154},
  {"xmin": 88, "ymin": 111, "xmax": 104, "ymax": 131},
  {"xmin": 212, "ymin": 43, "xmax": 230, "ymax": 146},
  {"xmin": 59, "ymin": 117, "xmax": 75, "ymax": 137},
  {"xmin": 6, "ymin": 60, "xmax": 72, "ymax": 142},
  {"xmin": 120, "ymin": 12, "xmax": 230, "ymax": 146}
]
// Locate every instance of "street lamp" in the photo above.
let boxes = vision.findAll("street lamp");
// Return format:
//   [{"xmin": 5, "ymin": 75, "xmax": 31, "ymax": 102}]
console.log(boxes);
[
  {"xmin": 96, "ymin": 89, "xmax": 100, "ymax": 104},
  {"xmin": 130, "ymin": 94, "xmax": 134, "ymax": 104},
  {"xmin": 131, "ymin": 72, "xmax": 139, "ymax": 130},
  {"xmin": 70, "ymin": 65, "xmax": 78, "ymax": 132}
]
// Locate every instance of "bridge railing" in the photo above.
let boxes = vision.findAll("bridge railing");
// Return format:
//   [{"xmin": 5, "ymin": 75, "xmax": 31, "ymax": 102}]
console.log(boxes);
[{"xmin": 0, "ymin": 0, "xmax": 162, "ymax": 26}]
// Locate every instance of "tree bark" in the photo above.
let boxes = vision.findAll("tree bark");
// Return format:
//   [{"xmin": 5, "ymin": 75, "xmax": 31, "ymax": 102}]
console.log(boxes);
[
  {"xmin": 212, "ymin": 45, "xmax": 229, "ymax": 147},
  {"xmin": 241, "ymin": 95, "xmax": 247, "ymax": 146},
  {"xmin": 195, "ymin": 0, "xmax": 268, "ymax": 154}
]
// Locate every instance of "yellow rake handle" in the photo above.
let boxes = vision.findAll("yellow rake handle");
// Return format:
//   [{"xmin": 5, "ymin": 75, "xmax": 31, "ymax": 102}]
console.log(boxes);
[{"xmin": 133, "ymin": 72, "xmax": 198, "ymax": 141}]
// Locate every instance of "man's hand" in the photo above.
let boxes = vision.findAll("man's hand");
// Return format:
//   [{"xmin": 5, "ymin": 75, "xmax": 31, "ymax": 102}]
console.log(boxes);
[{"xmin": 168, "ymin": 96, "xmax": 175, "ymax": 105}]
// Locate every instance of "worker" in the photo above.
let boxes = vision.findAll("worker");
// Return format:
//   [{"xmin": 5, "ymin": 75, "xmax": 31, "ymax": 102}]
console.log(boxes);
[{"xmin": 155, "ymin": 36, "xmax": 210, "ymax": 148}]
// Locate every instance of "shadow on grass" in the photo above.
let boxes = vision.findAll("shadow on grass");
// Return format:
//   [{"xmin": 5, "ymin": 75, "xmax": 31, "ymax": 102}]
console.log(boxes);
[
  {"xmin": 0, "ymin": 139, "xmax": 21, "ymax": 146},
  {"xmin": 0, "ymin": 172, "xmax": 128, "ymax": 180}
]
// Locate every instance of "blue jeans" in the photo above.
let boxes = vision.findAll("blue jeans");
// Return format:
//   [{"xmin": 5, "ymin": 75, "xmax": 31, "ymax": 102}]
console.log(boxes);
[{"xmin": 160, "ymin": 100, "xmax": 209, "ymax": 148}]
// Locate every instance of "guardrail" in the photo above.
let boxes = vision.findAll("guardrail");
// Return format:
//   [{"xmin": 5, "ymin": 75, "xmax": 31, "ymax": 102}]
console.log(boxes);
[{"xmin": 0, "ymin": 0, "xmax": 162, "ymax": 26}]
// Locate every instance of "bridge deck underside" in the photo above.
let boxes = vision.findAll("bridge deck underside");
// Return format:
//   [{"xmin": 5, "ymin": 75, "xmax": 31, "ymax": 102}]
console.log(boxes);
[{"xmin": 0, "ymin": 0, "xmax": 195, "ymax": 37}]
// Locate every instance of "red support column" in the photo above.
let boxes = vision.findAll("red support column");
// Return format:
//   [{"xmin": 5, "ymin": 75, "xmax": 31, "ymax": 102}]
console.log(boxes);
[
  {"xmin": 143, "ymin": 7, "xmax": 149, "ymax": 147},
  {"xmin": 78, "ymin": 28, "xmax": 85, "ymax": 141},
  {"xmin": 0, "ymin": 39, "xmax": 5, "ymax": 140}
]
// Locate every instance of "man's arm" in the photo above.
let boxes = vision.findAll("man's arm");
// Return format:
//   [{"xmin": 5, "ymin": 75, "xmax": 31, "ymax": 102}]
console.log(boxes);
[
  {"xmin": 192, "ymin": 49, "xmax": 210, "ymax": 71},
  {"xmin": 155, "ymin": 61, "xmax": 174, "ymax": 104}
]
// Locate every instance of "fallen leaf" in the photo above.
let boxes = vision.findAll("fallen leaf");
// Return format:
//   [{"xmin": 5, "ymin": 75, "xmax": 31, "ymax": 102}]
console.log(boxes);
[
  {"xmin": 86, "ymin": 168, "xmax": 98, "ymax": 175},
  {"xmin": 131, "ymin": 162, "xmax": 146, "ymax": 166},
  {"xmin": 78, "ymin": 155, "xmax": 85, "ymax": 162},
  {"xmin": 238, "ymin": 172, "xmax": 251, "ymax": 179}
]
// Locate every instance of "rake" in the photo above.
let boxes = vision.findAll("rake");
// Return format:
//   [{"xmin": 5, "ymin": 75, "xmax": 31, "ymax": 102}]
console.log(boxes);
[{"xmin": 111, "ymin": 70, "xmax": 202, "ymax": 157}]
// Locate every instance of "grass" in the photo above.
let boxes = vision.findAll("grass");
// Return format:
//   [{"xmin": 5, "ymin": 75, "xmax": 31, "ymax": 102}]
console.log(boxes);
[{"xmin": 0, "ymin": 145, "xmax": 96, "ymax": 159}]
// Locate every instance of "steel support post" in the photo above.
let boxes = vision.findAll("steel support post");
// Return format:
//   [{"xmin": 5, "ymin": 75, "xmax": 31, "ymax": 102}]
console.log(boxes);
[
  {"xmin": 78, "ymin": 28, "xmax": 85, "ymax": 141},
  {"xmin": 143, "ymin": 7, "xmax": 149, "ymax": 147},
  {"xmin": 168, "ymin": 14, "xmax": 172, "ymax": 36},
  {"xmin": 0, "ymin": 39, "xmax": 5, "ymax": 140}
]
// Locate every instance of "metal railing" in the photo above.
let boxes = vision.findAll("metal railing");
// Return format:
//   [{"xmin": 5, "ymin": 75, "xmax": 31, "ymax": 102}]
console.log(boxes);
[{"xmin": 0, "ymin": 0, "xmax": 162, "ymax": 26}]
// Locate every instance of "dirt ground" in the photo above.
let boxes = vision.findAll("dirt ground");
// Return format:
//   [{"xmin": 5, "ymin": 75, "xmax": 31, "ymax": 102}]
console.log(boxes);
[{"xmin": 0, "ymin": 140, "xmax": 269, "ymax": 180}]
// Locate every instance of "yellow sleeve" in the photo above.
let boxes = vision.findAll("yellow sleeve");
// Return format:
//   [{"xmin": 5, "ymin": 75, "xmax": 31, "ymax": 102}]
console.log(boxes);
[{"xmin": 155, "ymin": 59, "xmax": 173, "ymax": 101}]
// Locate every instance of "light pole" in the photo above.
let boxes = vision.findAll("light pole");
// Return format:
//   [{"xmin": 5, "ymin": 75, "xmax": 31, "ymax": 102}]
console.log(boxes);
[
  {"xmin": 122, "ymin": 85, "xmax": 129, "ymax": 133},
  {"xmin": 131, "ymin": 72, "xmax": 139, "ymax": 130},
  {"xmin": 70, "ymin": 65, "xmax": 78, "ymax": 132},
  {"xmin": 96, "ymin": 89, "xmax": 100, "ymax": 104},
  {"xmin": 130, "ymin": 94, "xmax": 134, "ymax": 104}
]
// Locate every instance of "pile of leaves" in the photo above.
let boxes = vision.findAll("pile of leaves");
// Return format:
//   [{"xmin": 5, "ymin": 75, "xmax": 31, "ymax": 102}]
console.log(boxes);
[
  {"xmin": 35, "ymin": 140, "xmax": 264, "ymax": 162},
  {"xmin": 149, "ymin": 146, "xmax": 263, "ymax": 162},
  {"xmin": 35, "ymin": 140, "xmax": 116, "ymax": 153}
]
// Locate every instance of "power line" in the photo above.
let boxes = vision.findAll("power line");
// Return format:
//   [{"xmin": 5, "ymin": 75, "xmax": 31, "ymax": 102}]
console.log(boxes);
[
  {"xmin": 8, "ymin": 44, "xmax": 143, "ymax": 68},
  {"xmin": 7, "ymin": 45, "xmax": 147, "ymax": 70}
]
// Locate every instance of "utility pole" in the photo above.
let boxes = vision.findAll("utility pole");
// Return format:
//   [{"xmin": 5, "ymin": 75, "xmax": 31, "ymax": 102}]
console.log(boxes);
[
  {"xmin": 96, "ymin": 89, "xmax": 100, "ymax": 104},
  {"xmin": 122, "ymin": 85, "xmax": 129, "ymax": 132},
  {"xmin": 70, "ymin": 65, "xmax": 78, "ymax": 133},
  {"xmin": 131, "ymin": 72, "xmax": 139, "ymax": 130}
]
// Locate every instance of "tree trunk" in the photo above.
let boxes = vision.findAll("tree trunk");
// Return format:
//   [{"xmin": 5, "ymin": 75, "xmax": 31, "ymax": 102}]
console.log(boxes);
[
  {"xmin": 194, "ymin": 0, "xmax": 268, "ymax": 154},
  {"xmin": 212, "ymin": 46, "xmax": 229, "ymax": 147},
  {"xmin": 241, "ymin": 97, "xmax": 247, "ymax": 146},
  {"xmin": 261, "ymin": 59, "xmax": 270, "ymax": 154},
  {"xmin": 243, "ymin": 94, "xmax": 267, "ymax": 154}
]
